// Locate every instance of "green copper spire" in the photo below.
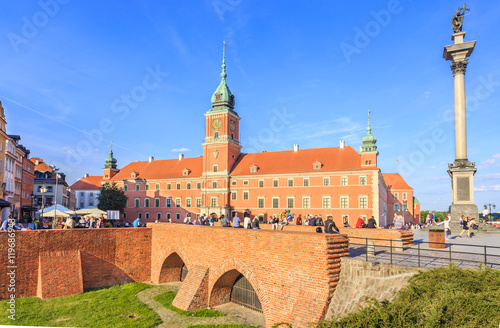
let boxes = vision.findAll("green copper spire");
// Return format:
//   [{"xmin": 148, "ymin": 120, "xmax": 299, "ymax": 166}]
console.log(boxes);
[
  {"xmin": 210, "ymin": 41, "xmax": 235, "ymax": 112},
  {"xmin": 104, "ymin": 142, "xmax": 117, "ymax": 169},
  {"xmin": 361, "ymin": 110, "xmax": 377, "ymax": 152}
]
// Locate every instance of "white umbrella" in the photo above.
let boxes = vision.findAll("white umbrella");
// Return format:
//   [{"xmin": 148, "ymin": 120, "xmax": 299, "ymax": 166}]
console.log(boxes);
[
  {"xmin": 41, "ymin": 209, "xmax": 71, "ymax": 217},
  {"xmin": 75, "ymin": 207, "xmax": 107, "ymax": 216},
  {"xmin": 38, "ymin": 205, "xmax": 74, "ymax": 214}
]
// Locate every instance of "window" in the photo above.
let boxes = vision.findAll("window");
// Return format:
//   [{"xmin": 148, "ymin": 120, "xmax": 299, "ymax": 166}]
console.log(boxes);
[
  {"xmin": 394, "ymin": 192, "xmax": 399, "ymax": 200},
  {"xmin": 340, "ymin": 196, "xmax": 349, "ymax": 209},
  {"xmin": 303, "ymin": 178, "xmax": 309, "ymax": 187},
  {"xmin": 196, "ymin": 197, "xmax": 201, "ymax": 207},
  {"xmin": 258, "ymin": 180, "xmax": 264, "ymax": 188},
  {"xmin": 322, "ymin": 196, "xmax": 331, "ymax": 209},
  {"xmin": 136, "ymin": 184, "xmax": 140, "ymax": 191},
  {"xmin": 166, "ymin": 212, "xmax": 171, "ymax": 220},
  {"xmin": 323, "ymin": 177, "xmax": 330, "ymax": 186},
  {"xmin": 186, "ymin": 197, "xmax": 191, "ymax": 208},
  {"xmin": 212, "ymin": 165, "xmax": 218, "ymax": 173},
  {"xmin": 155, "ymin": 198, "xmax": 160, "ymax": 208},
  {"xmin": 359, "ymin": 196, "xmax": 368, "ymax": 209},
  {"xmin": 394, "ymin": 203, "xmax": 400, "ymax": 211},
  {"xmin": 243, "ymin": 180, "xmax": 249, "ymax": 186},
  {"xmin": 135, "ymin": 198, "xmax": 140, "ymax": 208},
  {"xmin": 243, "ymin": 191, "xmax": 249, "ymax": 200},
  {"xmin": 231, "ymin": 180, "xmax": 237, "ymax": 186},
  {"xmin": 138, "ymin": 212, "xmax": 142, "ymax": 219},
  {"xmin": 272, "ymin": 197, "xmax": 279, "ymax": 209},
  {"xmin": 187, "ymin": 182, "xmax": 191, "ymax": 190},
  {"xmin": 302, "ymin": 196, "xmax": 310, "ymax": 209},
  {"xmin": 145, "ymin": 212, "xmax": 150, "ymax": 220},
  {"xmin": 214, "ymin": 131, "xmax": 219, "ymax": 138},
  {"xmin": 167, "ymin": 183, "xmax": 171, "ymax": 190},
  {"xmin": 166, "ymin": 198, "xmax": 172, "ymax": 208},
  {"xmin": 197, "ymin": 182, "xmax": 201, "ymax": 189},
  {"xmin": 402, "ymin": 203, "xmax": 408, "ymax": 211},
  {"xmin": 211, "ymin": 197, "xmax": 218, "ymax": 207},
  {"xmin": 176, "ymin": 183, "xmax": 181, "ymax": 190},
  {"xmin": 287, "ymin": 197, "xmax": 294, "ymax": 208},
  {"xmin": 145, "ymin": 184, "xmax": 149, "ymax": 191},
  {"xmin": 402, "ymin": 192, "xmax": 407, "ymax": 200},
  {"xmin": 123, "ymin": 212, "xmax": 127, "ymax": 219},
  {"xmin": 144, "ymin": 198, "xmax": 150, "ymax": 208},
  {"xmin": 212, "ymin": 181, "xmax": 217, "ymax": 188},
  {"xmin": 273, "ymin": 179, "xmax": 279, "ymax": 187},
  {"xmin": 359, "ymin": 176, "xmax": 367, "ymax": 185},
  {"xmin": 157, "ymin": 212, "xmax": 161, "ymax": 220},
  {"xmin": 176, "ymin": 212, "xmax": 181, "ymax": 220},
  {"xmin": 124, "ymin": 184, "xmax": 128, "ymax": 191},
  {"xmin": 341, "ymin": 177, "xmax": 348, "ymax": 186},
  {"xmin": 231, "ymin": 192, "xmax": 237, "ymax": 200},
  {"xmin": 175, "ymin": 198, "xmax": 181, "ymax": 207},
  {"xmin": 258, "ymin": 198, "xmax": 265, "ymax": 208},
  {"xmin": 287, "ymin": 179, "xmax": 294, "ymax": 187}
]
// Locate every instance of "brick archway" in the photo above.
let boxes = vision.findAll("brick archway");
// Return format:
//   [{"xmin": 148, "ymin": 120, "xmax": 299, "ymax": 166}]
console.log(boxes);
[
  {"xmin": 153, "ymin": 244, "xmax": 190, "ymax": 284},
  {"xmin": 209, "ymin": 259, "xmax": 266, "ymax": 323}
]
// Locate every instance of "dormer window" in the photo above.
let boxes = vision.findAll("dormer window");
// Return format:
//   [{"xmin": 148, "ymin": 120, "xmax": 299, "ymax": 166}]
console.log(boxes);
[
  {"xmin": 182, "ymin": 168, "xmax": 191, "ymax": 176},
  {"xmin": 313, "ymin": 160, "xmax": 323, "ymax": 170},
  {"xmin": 131, "ymin": 171, "xmax": 138, "ymax": 179},
  {"xmin": 250, "ymin": 164, "xmax": 259, "ymax": 173}
]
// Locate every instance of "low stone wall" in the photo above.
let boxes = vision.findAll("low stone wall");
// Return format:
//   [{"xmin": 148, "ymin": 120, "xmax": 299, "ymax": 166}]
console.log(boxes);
[
  {"xmin": 258, "ymin": 224, "xmax": 414, "ymax": 246},
  {"xmin": 326, "ymin": 258, "xmax": 425, "ymax": 319}
]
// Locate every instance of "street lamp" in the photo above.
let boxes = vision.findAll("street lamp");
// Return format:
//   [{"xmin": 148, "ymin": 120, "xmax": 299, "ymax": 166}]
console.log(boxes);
[
  {"xmin": 40, "ymin": 184, "xmax": 48, "ymax": 229},
  {"xmin": 484, "ymin": 203, "xmax": 496, "ymax": 224},
  {"xmin": 30, "ymin": 192, "xmax": 36, "ymax": 224},
  {"xmin": 49, "ymin": 165, "xmax": 60, "ymax": 221}
]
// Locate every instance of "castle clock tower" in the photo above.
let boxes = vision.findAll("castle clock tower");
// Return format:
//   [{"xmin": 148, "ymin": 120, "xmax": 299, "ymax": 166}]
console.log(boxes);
[{"xmin": 201, "ymin": 42, "xmax": 242, "ymax": 216}]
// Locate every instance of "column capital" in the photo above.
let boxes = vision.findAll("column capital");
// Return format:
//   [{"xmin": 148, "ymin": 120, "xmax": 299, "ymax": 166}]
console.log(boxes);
[{"xmin": 451, "ymin": 60, "xmax": 468, "ymax": 76}]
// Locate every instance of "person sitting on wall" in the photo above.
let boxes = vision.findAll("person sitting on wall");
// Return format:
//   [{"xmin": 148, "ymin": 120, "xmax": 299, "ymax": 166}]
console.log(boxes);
[
  {"xmin": 244, "ymin": 214, "xmax": 252, "ymax": 229},
  {"xmin": 366, "ymin": 216, "xmax": 377, "ymax": 229},
  {"xmin": 295, "ymin": 214, "xmax": 303, "ymax": 225},
  {"xmin": 324, "ymin": 216, "xmax": 340, "ymax": 234},
  {"xmin": 252, "ymin": 216, "xmax": 260, "ymax": 229},
  {"xmin": 343, "ymin": 216, "xmax": 350, "ymax": 228},
  {"xmin": 356, "ymin": 217, "xmax": 365, "ymax": 228},
  {"xmin": 233, "ymin": 214, "xmax": 243, "ymax": 228},
  {"xmin": 133, "ymin": 217, "xmax": 140, "ymax": 227},
  {"xmin": 63, "ymin": 216, "xmax": 75, "ymax": 229},
  {"xmin": 222, "ymin": 215, "xmax": 230, "ymax": 227},
  {"xmin": 394, "ymin": 215, "xmax": 405, "ymax": 230},
  {"xmin": 316, "ymin": 215, "xmax": 324, "ymax": 226}
]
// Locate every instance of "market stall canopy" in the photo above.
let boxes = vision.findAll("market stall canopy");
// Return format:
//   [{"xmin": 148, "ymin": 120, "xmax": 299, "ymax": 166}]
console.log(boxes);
[
  {"xmin": 38, "ymin": 205, "xmax": 74, "ymax": 214},
  {"xmin": 75, "ymin": 207, "xmax": 107, "ymax": 216},
  {"xmin": 41, "ymin": 209, "xmax": 71, "ymax": 217},
  {"xmin": 0, "ymin": 198, "xmax": 11, "ymax": 209}
]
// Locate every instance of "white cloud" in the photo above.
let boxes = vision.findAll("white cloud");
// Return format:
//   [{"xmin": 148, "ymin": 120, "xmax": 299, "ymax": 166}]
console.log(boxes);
[
  {"xmin": 171, "ymin": 147, "xmax": 190, "ymax": 153},
  {"xmin": 424, "ymin": 91, "xmax": 430, "ymax": 99},
  {"xmin": 429, "ymin": 165, "xmax": 436, "ymax": 169},
  {"xmin": 477, "ymin": 153, "xmax": 500, "ymax": 170},
  {"xmin": 474, "ymin": 185, "xmax": 500, "ymax": 192}
]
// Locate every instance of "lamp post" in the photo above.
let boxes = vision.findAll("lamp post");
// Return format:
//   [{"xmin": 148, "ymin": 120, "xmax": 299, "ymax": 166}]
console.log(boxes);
[
  {"xmin": 484, "ymin": 203, "xmax": 496, "ymax": 224},
  {"xmin": 40, "ymin": 184, "xmax": 48, "ymax": 229},
  {"xmin": 49, "ymin": 165, "xmax": 60, "ymax": 223},
  {"xmin": 30, "ymin": 192, "xmax": 36, "ymax": 224}
]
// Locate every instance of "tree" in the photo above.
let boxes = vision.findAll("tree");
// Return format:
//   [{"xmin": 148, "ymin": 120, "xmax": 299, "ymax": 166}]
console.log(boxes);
[{"xmin": 97, "ymin": 182, "xmax": 128, "ymax": 213}]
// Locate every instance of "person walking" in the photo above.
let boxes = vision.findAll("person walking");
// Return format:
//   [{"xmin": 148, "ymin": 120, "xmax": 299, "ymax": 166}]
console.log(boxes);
[{"xmin": 459, "ymin": 216, "xmax": 471, "ymax": 238}]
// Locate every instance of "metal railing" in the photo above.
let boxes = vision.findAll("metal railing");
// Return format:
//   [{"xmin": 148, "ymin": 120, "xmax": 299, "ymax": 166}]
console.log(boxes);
[{"xmin": 348, "ymin": 236, "xmax": 500, "ymax": 269}]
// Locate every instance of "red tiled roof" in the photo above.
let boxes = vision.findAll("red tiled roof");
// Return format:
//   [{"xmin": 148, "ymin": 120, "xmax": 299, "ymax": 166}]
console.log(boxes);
[
  {"xmin": 110, "ymin": 157, "xmax": 204, "ymax": 180},
  {"xmin": 70, "ymin": 175, "xmax": 103, "ymax": 190},
  {"xmin": 30, "ymin": 157, "xmax": 53, "ymax": 172},
  {"xmin": 231, "ymin": 146, "xmax": 368, "ymax": 175},
  {"xmin": 382, "ymin": 173, "xmax": 413, "ymax": 190}
]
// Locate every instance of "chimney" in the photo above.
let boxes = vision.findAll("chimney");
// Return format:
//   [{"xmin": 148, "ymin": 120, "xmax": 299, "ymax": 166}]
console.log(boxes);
[
  {"xmin": 84, "ymin": 173, "xmax": 89, "ymax": 178},
  {"xmin": 179, "ymin": 154, "xmax": 184, "ymax": 160},
  {"xmin": 149, "ymin": 156, "xmax": 154, "ymax": 163},
  {"xmin": 35, "ymin": 159, "xmax": 39, "ymax": 165},
  {"xmin": 293, "ymin": 144, "xmax": 299, "ymax": 152},
  {"xmin": 340, "ymin": 140, "xmax": 345, "ymax": 149}
]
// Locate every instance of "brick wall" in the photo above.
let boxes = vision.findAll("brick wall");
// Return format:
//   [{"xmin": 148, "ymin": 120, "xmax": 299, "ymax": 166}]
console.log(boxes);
[
  {"xmin": 326, "ymin": 258, "xmax": 425, "ymax": 319},
  {"xmin": 258, "ymin": 224, "xmax": 414, "ymax": 246},
  {"xmin": 0, "ymin": 228, "xmax": 152, "ymax": 299},
  {"xmin": 150, "ymin": 223, "xmax": 349, "ymax": 328}
]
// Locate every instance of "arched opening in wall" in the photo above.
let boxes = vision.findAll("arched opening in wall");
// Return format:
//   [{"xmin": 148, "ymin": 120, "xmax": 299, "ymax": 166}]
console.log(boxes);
[
  {"xmin": 210, "ymin": 269, "xmax": 262, "ymax": 313},
  {"xmin": 158, "ymin": 252, "xmax": 187, "ymax": 283}
]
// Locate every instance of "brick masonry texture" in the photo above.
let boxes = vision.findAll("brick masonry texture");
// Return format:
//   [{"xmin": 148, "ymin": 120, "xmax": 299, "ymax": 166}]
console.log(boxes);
[
  {"xmin": 326, "ymin": 258, "xmax": 425, "ymax": 319},
  {"xmin": 150, "ymin": 223, "xmax": 349, "ymax": 328},
  {"xmin": 0, "ymin": 228, "xmax": 151, "ymax": 299}
]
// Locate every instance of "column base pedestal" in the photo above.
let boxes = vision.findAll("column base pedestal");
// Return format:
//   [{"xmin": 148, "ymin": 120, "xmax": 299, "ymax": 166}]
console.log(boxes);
[
  {"xmin": 449, "ymin": 203, "xmax": 479, "ymax": 220},
  {"xmin": 448, "ymin": 159, "xmax": 479, "ymax": 219}
]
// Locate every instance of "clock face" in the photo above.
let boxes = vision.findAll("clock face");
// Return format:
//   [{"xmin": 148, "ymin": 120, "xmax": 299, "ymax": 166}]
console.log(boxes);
[
  {"xmin": 212, "ymin": 119, "xmax": 221, "ymax": 130},
  {"xmin": 230, "ymin": 120, "xmax": 235, "ymax": 131}
]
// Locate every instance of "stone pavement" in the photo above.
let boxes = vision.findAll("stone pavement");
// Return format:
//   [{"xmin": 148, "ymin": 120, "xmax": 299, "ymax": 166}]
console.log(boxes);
[{"xmin": 349, "ymin": 229, "xmax": 500, "ymax": 269}]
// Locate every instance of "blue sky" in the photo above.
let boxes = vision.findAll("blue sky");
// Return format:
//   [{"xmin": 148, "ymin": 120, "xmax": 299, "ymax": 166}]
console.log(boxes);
[{"xmin": 0, "ymin": 0, "xmax": 499, "ymax": 212}]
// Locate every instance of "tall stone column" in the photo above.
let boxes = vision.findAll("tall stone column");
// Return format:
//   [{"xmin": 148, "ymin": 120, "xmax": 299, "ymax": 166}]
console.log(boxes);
[{"xmin": 443, "ymin": 29, "xmax": 478, "ymax": 218}]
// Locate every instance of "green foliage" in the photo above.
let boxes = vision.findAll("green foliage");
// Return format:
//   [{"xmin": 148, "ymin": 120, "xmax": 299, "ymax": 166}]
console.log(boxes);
[
  {"xmin": 97, "ymin": 181, "xmax": 128, "ymax": 213},
  {"xmin": 0, "ymin": 283, "xmax": 161, "ymax": 328},
  {"xmin": 187, "ymin": 325, "xmax": 259, "ymax": 328},
  {"xmin": 153, "ymin": 291, "xmax": 225, "ymax": 317},
  {"xmin": 272, "ymin": 323, "xmax": 293, "ymax": 328},
  {"xmin": 316, "ymin": 264, "xmax": 500, "ymax": 328},
  {"xmin": 420, "ymin": 210, "xmax": 448, "ymax": 223}
]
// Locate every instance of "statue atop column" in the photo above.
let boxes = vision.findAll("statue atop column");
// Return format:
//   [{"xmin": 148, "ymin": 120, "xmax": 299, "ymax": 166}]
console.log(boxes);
[{"xmin": 451, "ymin": 4, "xmax": 470, "ymax": 33}]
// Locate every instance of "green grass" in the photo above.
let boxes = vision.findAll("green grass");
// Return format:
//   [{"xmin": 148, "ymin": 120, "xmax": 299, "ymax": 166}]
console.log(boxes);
[
  {"xmin": 316, "ymin": 264, "xmax": 500, "ymax": 328},
  {"xmin": 0, "ymin": 282, "xmax": 161, "ymax": 327},
  {"xmin": 153, "ymin": 290, "xmax": 226, "ymax": 317},
  {"xmin": 187, "ymin": 325, "xmax": 259, "ymax": 328}
]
